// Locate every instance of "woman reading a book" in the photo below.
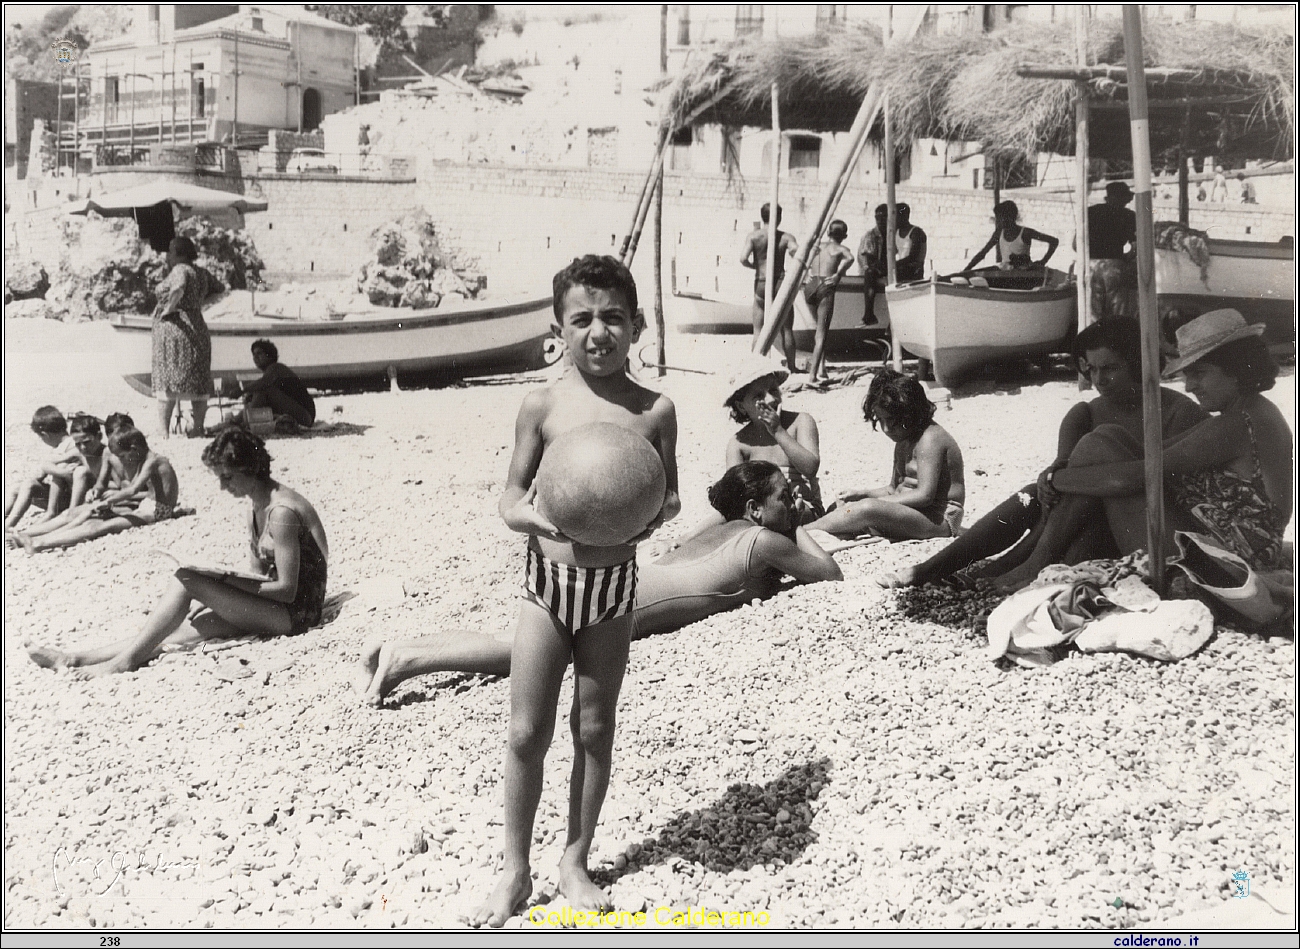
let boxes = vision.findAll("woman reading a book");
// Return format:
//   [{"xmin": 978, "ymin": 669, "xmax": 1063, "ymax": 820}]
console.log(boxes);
[{"xmin": 26, "ymin": 430, "xmax": 329, "ymax": 678}]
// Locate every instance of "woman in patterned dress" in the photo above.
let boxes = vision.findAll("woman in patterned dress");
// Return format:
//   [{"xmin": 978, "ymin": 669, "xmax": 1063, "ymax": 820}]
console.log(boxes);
[{"xmin": 152, "ymin": 236, "xmax": 212, "ymax": 438}]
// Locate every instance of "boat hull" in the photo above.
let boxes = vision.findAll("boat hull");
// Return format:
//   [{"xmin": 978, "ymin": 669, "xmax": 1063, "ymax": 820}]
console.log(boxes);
[
  {"xmin": 671, "ymin": 275, "xmax": 892, "ymax": 360},
  {"xmin": 1155, "ymin": 240, "xmax": 1295, "ymax": 350},
  {"xmin": 112, "ymin": 297, "xmax": 556, "ymax": 393},
  {"xmin": 886, "ymin": 276, "xmax": 1076, "ymax": 387}
]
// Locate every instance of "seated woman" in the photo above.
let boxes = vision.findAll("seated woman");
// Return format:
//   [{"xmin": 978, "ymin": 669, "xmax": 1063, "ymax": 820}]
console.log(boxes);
[
  {"xmin": 966, "ymin": 200, "xmax": 1059, "ymax": 272},
  {"xmin": 880, "ymin": 318, "xmax": 1207, "ymax": 587},
  {"xmin": 25, "ymin": 430, "xmax": 329, "ymax": 678},
  {"xmin": 807, "ymin": 370, "xmax": 964, "ymax": 540},
  {"xmin": 8, "ymin": 428, "xmax": 184, "ymax": 553},
  {"xmin": 673, "ymin": 356, "xmax": 823, "ymax": 548},
  {"xmin": 242, "ymin": 338, "xmax": 316, "ymax": 428},
  {"xmin": 992, "ymin": 309, "xmax": 1290, "ymax": 591},
  {"xmin": 354, "ymin": 461, "xmax": 842, "ymax": 704}
]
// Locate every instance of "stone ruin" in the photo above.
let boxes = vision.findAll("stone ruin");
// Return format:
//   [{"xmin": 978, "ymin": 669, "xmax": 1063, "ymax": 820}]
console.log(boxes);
[
  {"xmin": 7, "ymin": 214, "xmax": 266, "ymax": 322},
  {"xmin": 357, "ymin": 211, "xmax": 484, "ymax": 309}
]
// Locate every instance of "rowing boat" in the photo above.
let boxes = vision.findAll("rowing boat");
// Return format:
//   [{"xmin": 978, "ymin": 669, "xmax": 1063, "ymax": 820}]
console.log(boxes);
[
  {"xmin": 110, "ymin": 296, "xmax": 557, "ymax": 394},
  {"xmin": 1155, "ymin": 237, "xmax": 1295, "ymax": 351},
  {"xmin": 885, "ymin": 269, "xmax": 1076, "ymax": 387}
]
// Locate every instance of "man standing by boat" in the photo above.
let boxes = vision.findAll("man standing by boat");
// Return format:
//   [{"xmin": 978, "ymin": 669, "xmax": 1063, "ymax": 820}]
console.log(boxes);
[
  {"xmin": 894, "ymin": 203, "xmax": 927, "ymax": 283},
  {"xmin": 742, "ymin": 203, "xmax": 801, "ymax": 371},
  {"xmin": 1086, "ymin": 181, "xmax": 1138, "ymax": 321},
  {"xmin": 857, "ymin": 203, "xmax": 889, "ymax": 326}
]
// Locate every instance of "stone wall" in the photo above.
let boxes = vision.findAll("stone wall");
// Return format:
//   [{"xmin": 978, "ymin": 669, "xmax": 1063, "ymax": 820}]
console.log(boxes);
[{"xmin": 10, "ymin": 160, "xmax": 1294, "ymax": 308}]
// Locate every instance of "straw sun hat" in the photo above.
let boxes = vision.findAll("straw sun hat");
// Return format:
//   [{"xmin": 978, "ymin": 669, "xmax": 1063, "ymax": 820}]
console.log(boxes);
[
  {"xmin": 1163, "ymin": 308, "xmax": 1265, "ymax": 377},
  {"xmin": 723, "ymin": 353, "xmax": 789, "ymax": 406}
]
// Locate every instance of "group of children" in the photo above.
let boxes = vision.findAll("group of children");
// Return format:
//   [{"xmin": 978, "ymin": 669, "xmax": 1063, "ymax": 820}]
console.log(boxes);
[
  {"xmin": 4, "ymin": 406, "xmax": 182, "ymax": 553},
  {"xmin": 7, "ymin": 254, "xmax": 960, "ymax": 928}
]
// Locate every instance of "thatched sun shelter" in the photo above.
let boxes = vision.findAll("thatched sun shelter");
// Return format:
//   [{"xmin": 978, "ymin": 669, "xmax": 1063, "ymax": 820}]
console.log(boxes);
[{"xmin": 663, "ymin": 18, "xmax": 1294, "ymax": 163}]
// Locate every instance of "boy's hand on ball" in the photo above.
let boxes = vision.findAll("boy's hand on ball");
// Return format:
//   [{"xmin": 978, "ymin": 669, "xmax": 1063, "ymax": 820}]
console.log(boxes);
[{"xmin": 509, "ymin": 484, "xmax": 571, "ymax": 542}]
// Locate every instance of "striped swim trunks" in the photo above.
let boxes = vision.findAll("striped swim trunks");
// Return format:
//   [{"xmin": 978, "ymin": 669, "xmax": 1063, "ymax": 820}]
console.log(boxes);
[{"xmin": 522, "ymin": 546, "xmax": 638, "ymax": 634}]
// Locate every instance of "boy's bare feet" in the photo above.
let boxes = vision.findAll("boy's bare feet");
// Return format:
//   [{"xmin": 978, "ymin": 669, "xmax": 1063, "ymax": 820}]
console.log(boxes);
[
  {"xmin": 16, "ymin": 532, "xmax": 35, "ymax": 555},
  {"xmin": 360, "ymin": 643, "xmax": 423, "ymax": 706},
  {"xmin": 469, "ymin": 867, "xmax": 532, "ymax": 928},
  {"xmin": 25, "ymin": 641, "xmax": 72, "ymax": 670},
  {"xmin": 557, "ymin": 861, "xmax": 612, "ymax": 914},
  {"xmin": 354, "ymin": 640, "xmax": 383, "ymax": 696}
]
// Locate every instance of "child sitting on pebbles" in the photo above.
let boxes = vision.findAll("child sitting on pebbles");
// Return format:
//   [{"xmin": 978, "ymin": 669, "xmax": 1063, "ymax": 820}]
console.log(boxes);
[
  {"xmin": 808, "ymin": 369, "xmax": 965, "ymax": 541},
  {"xmin": 4, "ymin": 405, "xmax": 76, "ymax": 528},
  {"xmin": 9, "ymin": 428, "xmax": 183, "ymax": 553},
  {"xmin": 724, "ymin": 354, "xmax": 824, "ymax": 521}
]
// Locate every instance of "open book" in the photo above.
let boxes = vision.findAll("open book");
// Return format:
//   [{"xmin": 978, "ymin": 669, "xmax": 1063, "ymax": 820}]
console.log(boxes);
[{"xmin": 151, "ymin": 549, "xmax": 268, "ymax": 583}]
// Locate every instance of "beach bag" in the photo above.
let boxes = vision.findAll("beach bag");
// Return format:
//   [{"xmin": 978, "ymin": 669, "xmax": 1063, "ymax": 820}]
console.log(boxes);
[{"xmin": 1169, "ymin": 531, "xmax": 1286, "ymax": 625}]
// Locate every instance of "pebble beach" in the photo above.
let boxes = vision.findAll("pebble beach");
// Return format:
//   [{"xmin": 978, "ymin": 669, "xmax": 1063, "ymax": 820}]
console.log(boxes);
[{"xmin": 3, "ymin": 318, "xmax": 1295, "ymax": 930}]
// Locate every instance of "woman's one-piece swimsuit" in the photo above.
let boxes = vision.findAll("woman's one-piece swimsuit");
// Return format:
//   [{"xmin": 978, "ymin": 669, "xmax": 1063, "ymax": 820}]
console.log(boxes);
[
  {"xmin": 1169, "ymin": 409, "xmax": 1287, "ymax": 569},
  {"xmin": 252, "ymin": 504, "xmax": 328, "ymax": 634},
  {"xmin": 632, "ymin": 524, "xmax": 781, "ymax": 634}
]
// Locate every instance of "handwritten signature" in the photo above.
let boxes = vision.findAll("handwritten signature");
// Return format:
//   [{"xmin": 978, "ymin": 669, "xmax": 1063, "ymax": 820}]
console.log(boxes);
[{"xmin": 53, "ymin": 848, "xmax": 201, "ymax": 897}]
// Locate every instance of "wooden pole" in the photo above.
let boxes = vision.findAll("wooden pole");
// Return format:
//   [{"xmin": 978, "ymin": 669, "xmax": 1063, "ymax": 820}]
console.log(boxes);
[
  {"xmin": 885, "ymin": 93, "xmax": 901, "ymax": 371},
  {"xmin": 171, "ymin": 42, "xmax": 178, "ymax": 143},
  {"xmin": 1074, "ymin": 4, "xmax": 1092, "ymax": 388},
  {"xmin": 1122, "ymin": 4, "xmax": 1166, "ymax": 596},
  {"xmin": 765, "ymin": 83, "xmax": 780, "ymax": 328},
  {"xmin": 1177, "ymin": 104, "xmax": 1192, "ymax": 225},
  {"xmin": 158, "ymin": 59, "xmax": 165, "ymax": 143},
  {"xmin": 621, "ymin": 126, "xmax": 669, "ymax": 263},
  {"xmin": 755, "ymin": 5, "xmax": 928, "ymax": 356},
  {"xmin": 660, "ymin": 5, "xmax": 668, "ymax": 74},
  {"xmin": 653, "ymin": 166, "xmax": 666, "ymax": 377}
]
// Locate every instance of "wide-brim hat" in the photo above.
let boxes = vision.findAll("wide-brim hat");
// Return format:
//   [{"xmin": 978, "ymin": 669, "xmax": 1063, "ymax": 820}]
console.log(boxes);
[
  {"xmin": 1105, "ymin": 181, "xmax": 1134, "ymax": 202},
  {"xmin": 723, "ymin": 353, "xmax": 789, "ymax": 406},
  {"xmin": 1163, "ymin": 308, "xmax": 1265, "ymax": 377}
]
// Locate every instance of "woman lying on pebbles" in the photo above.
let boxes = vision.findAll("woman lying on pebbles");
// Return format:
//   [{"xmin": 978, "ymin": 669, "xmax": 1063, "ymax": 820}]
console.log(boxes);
[
  {"xmin": 355, "ymin": 460, "xmax": 841, "ymax": 705},
  {"xmin": 878, "ymin": 319, "xmax": 1206, "ymax": 589},
  {"xmin": 26, "ymin": 430, "xmax": 328, "ymax": 678},
  {"xmin": 978, "ymin": 309, "xmax": 1290, "ymax": 591}
]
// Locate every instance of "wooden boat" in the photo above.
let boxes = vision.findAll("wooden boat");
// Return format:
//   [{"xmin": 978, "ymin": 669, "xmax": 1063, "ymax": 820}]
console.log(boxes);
[
  {"xmin": 111, "ymin": 296, "xmax": 557, "ymax": 395},
  {"xmin": 885, "ymin": 268, "xmax": 1076, "ymax": 387},
  {"xmin": 670, "ymin": 262, "xmax": 893, "ymax": 361},
  {"xmin": 1155, "ymin": 238, "xmax": 1295, "ymax": 351}
]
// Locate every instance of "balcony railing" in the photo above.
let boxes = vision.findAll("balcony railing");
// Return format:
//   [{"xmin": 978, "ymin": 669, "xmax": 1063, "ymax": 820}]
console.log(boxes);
[{"xmin": 255, "ymin": 150, "xmax": 415, "ymax": 179}]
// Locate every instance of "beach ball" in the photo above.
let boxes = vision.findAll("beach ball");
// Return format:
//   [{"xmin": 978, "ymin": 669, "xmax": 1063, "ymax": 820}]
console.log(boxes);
[{"xmin": 536, "ymin": 423, "xmax": 666, "ymax": 547}]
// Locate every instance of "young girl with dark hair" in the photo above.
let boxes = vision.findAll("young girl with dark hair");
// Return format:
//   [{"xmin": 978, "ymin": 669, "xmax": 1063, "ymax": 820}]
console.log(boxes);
[{"xmin": 808, "ymin": 370, "xmax": 965, "ymax": 540}]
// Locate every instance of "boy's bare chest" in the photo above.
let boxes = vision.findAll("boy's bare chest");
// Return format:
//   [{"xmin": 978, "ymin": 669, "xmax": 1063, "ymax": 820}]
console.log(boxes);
[{"xmin": 542, "ymin": 401, "xmax": 658, "ymax": 445}]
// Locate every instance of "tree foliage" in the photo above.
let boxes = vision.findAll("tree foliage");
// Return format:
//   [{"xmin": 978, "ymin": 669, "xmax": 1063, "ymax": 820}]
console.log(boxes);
[{"xmin": 5, "ymin": 5, "xmax": 131, "ymax": 83}]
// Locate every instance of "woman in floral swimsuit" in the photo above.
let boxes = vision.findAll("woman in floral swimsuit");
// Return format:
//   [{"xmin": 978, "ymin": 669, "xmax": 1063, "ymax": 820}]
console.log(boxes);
[{"xmin": 994, "ymin": 309, "xmax": 1290, "ymax": 591}]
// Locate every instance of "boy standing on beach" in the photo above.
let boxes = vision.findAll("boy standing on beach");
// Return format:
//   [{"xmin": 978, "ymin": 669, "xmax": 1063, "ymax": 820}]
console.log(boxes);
[
  {"xmin": 472, "ymin": 255, "xmax": 680, "ymax": 927},
  {"xmin": 804, "ymin": 219, "xmax": 855, "ymax": 385},
  {"xmin": 741, "ymin": 203, "xmax": 801, "ymax": 372}
]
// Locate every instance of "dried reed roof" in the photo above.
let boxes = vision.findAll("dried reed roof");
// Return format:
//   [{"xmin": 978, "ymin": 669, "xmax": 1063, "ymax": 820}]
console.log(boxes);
[{"xmin": 664, "ymin": 18, "xmax": 1294, "ymax": 161}]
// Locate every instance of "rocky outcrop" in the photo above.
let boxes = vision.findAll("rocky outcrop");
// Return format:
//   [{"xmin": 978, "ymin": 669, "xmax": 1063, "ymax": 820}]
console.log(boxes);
[
  {"xmin": 358, "ymin": 211, "xmax": 482, "ymax": 308},
  {"xmin": 4, "ymin": 259, "xmax": 50, "ymax": 303}
]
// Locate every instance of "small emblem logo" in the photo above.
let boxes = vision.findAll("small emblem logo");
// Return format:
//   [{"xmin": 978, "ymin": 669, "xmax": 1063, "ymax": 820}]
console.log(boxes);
[
  {"xmin": 50, "ymin": 36, "xmax": 83, "ymax": 68},
  {"xmin": 1230, "ymin": 870, "xmax": 1251, "ymax": 899}
]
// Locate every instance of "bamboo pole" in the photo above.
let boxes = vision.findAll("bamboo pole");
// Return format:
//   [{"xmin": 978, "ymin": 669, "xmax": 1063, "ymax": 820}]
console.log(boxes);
[
  {"xmin": 1017, "ymin": 64, "xmax": 1205, "ymax": 82},
  {"xmin": 764, "ymin": 83, "xmax": 780, "ymax": 330},
  {"xmin": 755, "ymin": 5, "xmax": 927, "ymax": 357},
  {"xmin": 653, "ymin": 166, "xmax": 666, "ymax": 377},
  {"xmin": 1074, "ymin": 4, "xmax": 1091, "ymax": 388},
  {"xmin": 620, "ymin": 125, "xmax": 669, "ymax": 263},
  {"xmin": 1122, "ymin": 4, "xmax": 1166, "ymax": 596}
]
